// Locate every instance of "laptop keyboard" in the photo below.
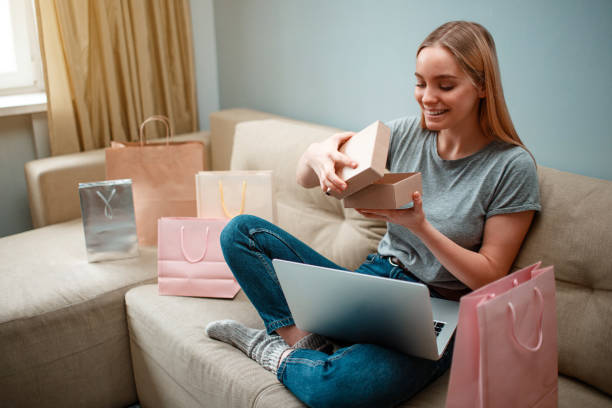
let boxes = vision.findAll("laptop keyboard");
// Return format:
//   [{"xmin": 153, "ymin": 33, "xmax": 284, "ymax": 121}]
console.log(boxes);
[{"xmin": 433, "ymin": 320, "xmax": 446, "ymax": 337}]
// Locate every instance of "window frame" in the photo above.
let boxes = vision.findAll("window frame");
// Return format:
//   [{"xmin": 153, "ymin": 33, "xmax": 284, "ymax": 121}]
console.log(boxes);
[{"xmin": 0, "ymin": 0, "xmax": 45, "ymax": 96}]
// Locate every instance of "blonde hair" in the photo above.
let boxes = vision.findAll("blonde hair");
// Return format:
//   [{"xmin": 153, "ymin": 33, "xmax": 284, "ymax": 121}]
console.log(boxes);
[{"xmin": 417, "ymin": 21, "xmax": 530, "ymax": 154}]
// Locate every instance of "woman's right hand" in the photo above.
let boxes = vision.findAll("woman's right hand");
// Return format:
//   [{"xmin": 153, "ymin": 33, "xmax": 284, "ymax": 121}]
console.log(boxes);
[{"xmin": 296, "ymin": 132, "xmax": 358, "ymax": 195}]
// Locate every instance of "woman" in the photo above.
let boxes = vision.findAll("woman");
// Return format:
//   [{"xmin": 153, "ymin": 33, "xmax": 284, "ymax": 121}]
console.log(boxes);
[{"xmin": 206, "ymin": 21, "xmax": 540, "ymax": 407}]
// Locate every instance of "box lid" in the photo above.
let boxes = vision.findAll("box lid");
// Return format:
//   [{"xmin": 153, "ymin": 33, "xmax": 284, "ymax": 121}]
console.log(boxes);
[{"xmin": 330, "ymin": 120, "xmax": 390, "ymax": 199}]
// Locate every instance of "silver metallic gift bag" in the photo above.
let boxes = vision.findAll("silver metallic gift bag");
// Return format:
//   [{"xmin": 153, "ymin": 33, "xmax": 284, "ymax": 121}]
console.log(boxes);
[{"xmin": 79, "ymin": 179, "xmax": 139, "ymax": 262}]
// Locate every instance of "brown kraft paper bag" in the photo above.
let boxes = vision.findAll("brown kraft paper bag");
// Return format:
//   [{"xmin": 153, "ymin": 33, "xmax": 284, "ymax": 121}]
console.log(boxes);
[{"xmin": 105, "ymin": 115, "xmax": 205, "ymax": 246}]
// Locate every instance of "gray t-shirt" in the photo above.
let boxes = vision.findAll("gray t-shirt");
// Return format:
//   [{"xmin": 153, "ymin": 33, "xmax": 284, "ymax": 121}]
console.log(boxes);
[{"xmin": 377, "ymin": 116, "xmax": 541, "ymax": 290}]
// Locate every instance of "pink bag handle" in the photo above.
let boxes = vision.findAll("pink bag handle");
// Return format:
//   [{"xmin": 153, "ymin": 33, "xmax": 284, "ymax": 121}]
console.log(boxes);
[
  {"xmin": 478, "ymin": 293, "xmax": 495, "ymax": 408},
  {"xmin": 138, "ymin": 115, "xmax": 173, "ymax": 146},
  {"xmin": 180, "ymin": 225, "xmax": 210, "ymax": 263},
  {"xmin": 507, "ymin": 286, "xmax": 544, "ymax": 352}
]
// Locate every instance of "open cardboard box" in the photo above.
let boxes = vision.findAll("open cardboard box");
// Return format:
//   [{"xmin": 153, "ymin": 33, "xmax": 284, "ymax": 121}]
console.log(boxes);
[
  {"xmin": 330, "ymin": 120, "xmax": 422, "ymax": 209},
  {"xmin": 330, "ymin": 120, "xmax": 390, "ymax": 199},
  {"xmin": 343, "ymin": 172, "xmax": 422, "ymax": 209}
]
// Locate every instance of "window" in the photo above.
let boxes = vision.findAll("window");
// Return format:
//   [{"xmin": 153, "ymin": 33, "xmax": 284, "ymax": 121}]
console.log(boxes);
[{"xmin": 0, "ymin": 0, "xmax": 44, "ymax": 96}]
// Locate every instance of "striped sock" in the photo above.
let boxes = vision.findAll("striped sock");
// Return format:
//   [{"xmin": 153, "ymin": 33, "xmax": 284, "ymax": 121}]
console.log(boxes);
[{"xmin": 206, "ymin": 320, "xmax": 289, "ymax": 374}]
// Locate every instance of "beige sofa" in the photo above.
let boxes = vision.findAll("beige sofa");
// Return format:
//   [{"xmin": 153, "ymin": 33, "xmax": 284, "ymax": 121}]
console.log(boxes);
[{"xmin": 1, "ymin": 109, "xmax": 611, "ymax": 407}]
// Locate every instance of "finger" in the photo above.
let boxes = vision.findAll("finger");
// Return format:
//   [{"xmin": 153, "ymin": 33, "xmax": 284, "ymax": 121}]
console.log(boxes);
[
  {"xmin": 333, "ymin": 132, "xmax": 356, "ymax": 146},
  {"xmin": 362, "ymin": 208, "xmax": 392, "ymax": 215},
  {"xmin": 326, "ymin": 174, "xmax": 347, "ymax": 192},
  {"xmin": 320, "ymin": 177, "xmax": 330, "ymax": 193},
  {"xmin": 316, "ymin": 163, "xmax": 340, "ymax": 192},
  {"xmin": 356, "ymin": 209, "xmax": 388, "ymax": 220},
  {"xmin": 322, "ymin": 166, "xmax": 348, "ymax": 191},
  {"xmin": 331, "ymin": 151, "xmax": 358, "ymax": 169},
  {"xmin": 323, "ymin": 180, "xmax": 342, "ymax": 195},
  {"xmin": 412, "ymin": 191, "xmax": 423, "ymax": 212},
  {"xmin": 357, "ymin": 209, "xmax": 387, "ymax": 217},
  {"xmin": 321, "ymin": 174, "xmax": 346, "ymax": 195}
]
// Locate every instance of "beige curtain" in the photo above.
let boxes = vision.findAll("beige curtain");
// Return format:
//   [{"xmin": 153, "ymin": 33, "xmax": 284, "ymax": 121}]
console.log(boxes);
[{"xmin": 35, "ymin": 0, "xmax": 198, "ymax": 155}]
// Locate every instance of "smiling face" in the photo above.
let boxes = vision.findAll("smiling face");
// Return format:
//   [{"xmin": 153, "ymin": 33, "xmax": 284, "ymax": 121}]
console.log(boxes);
[{"xmin": 414, "ymin": 45, "xmax": 485, "ymax": 134}]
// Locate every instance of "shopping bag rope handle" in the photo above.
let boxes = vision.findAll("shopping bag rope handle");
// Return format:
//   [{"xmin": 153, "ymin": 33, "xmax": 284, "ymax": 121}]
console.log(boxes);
[
  {"xmin": 180, "ymin": 226, "xmax": 210, "ymax": 263},
  {"xmin": 138, "ymin": 115, "xmax": 173, "ymax": 147},
  {"xmin": 96, "ymin": 189, "xmax": 116, "ymax": 219},
  {"xmin": 218, "ymin": 180, "xmax": 247, "ymax": 219},
  {"xmin": 477, "ymin": 293, "xmax": 495, "ymax": 408},
  {"xmin": 507, "ymin": 286, "xmax": 544, "ymax": 352}
]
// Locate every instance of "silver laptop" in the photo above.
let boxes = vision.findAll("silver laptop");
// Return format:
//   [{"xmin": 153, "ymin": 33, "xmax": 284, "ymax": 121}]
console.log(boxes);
[{"xmin": 272, "ymin": 259, "xmax": 459, "ymax": 360}]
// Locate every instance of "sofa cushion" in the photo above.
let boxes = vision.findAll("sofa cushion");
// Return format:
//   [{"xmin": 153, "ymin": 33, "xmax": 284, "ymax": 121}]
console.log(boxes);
[
  {"xmin": 126, "ymin": 284, "xmax": 305, "ymax": 408},
  {"xmin": 126, "ymin": 284, "xmax": 452, "ymax": 408},
  {"xmin": 126, "ymin": 283, "xmax": 611, "ymax": 408},
  {"xmin": 515, "ymin": 167, "xmax": 612, "ymax": 396},
  {"xmin": 230, "ymin": 119, "xmax": 387, "ymax": 270},
  {"xmin": 0, "ymin": 219, "xmax": 157, "ymax": 407}
]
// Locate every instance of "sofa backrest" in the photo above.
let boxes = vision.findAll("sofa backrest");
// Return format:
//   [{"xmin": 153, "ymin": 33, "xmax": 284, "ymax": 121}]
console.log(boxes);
[
  {"xmin": 514, "ymin": 167, "xmax": 612, "ymax": 396},
  {"xmin": 230, "ymin": 119, "xmax": 386, "ymax": 270},
  {"xmin": 209, "ymin": 109, "xmax": 284, "ymax": 170},
  {"xmin": 230, "ymin": 116, "xmax": 612, "ymax": 398}
]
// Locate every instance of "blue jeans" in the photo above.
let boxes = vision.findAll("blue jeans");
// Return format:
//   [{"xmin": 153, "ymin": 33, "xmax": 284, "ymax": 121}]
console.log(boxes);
[{"xmin": 220, "ymin": 215, "xmax": 452, "ymax": 408}]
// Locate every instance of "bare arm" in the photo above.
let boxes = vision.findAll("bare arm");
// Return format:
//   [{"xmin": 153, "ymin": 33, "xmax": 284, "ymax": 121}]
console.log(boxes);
[
  {"xmin": 296, "ymin": 131, "xmax": 358, "ymax": 194},
  {"xmin": 358, "ymin": 192, "xmax": 535, "ymax": 290},
  {"xmin": 413, "ymin": 209, "xmax": 534, "ymax": 289}
]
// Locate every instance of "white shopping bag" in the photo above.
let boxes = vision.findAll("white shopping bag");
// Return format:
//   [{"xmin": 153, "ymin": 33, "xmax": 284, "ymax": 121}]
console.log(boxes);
[{"xmin": 196, "ymin": 170, "xmax": 276, "ymax": 222}]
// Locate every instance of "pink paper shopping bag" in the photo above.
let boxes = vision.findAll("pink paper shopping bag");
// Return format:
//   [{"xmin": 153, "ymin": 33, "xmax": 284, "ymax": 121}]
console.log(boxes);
[
  {"xmin": 446, "ymin": 263, "xmax": 558, "ymax": 408},
  {"xmin": 157, "ymin": 217, "xmax": 240, "ymax": 298}
]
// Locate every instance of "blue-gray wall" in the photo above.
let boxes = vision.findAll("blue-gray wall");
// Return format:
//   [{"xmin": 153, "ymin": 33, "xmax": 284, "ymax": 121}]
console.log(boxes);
[
  {"xmin": 208, "ymin": 0, "xmax": 612, "ymax": 180},
  {"xmin": 190, "ymin": 0, "xmax": 219, "ymax": 130},
  {"xmin": 0, "ymin": 114, "xmax": 36, "ymax": 237}
]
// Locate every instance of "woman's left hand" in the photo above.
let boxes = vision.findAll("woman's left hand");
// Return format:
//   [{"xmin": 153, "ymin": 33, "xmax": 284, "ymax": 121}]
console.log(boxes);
[{"xmin": 356, "ymin": 191, "xmax": 427, "ymax": 234}]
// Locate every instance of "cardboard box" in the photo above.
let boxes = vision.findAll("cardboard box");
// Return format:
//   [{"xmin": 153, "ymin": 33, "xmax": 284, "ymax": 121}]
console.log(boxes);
[
  {"xmin": 330, "ymin": 120, "xmax": 390, "ymax": 199},
  {"xmin": 343, "ymin": 172, "xmax": 422, "ymax": 209}
]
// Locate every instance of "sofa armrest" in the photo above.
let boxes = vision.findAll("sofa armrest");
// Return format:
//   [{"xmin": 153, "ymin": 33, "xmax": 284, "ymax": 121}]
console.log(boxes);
[
  {"xmin": 25, "ymin": 149, "xmax": 106, "ymax": 228},
  {"xmin": 25, "ymin": 131, "xmax": 211, "ymax": 228}
]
